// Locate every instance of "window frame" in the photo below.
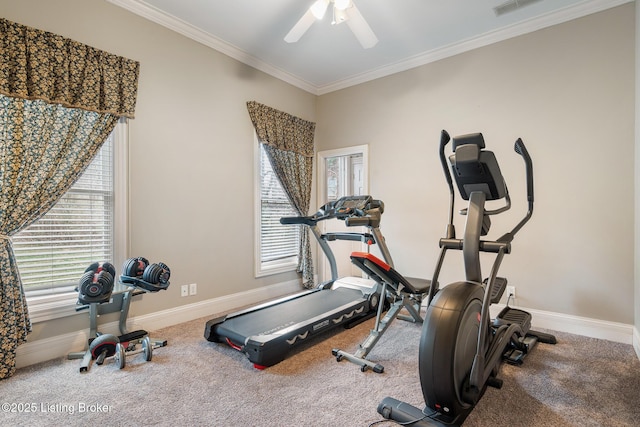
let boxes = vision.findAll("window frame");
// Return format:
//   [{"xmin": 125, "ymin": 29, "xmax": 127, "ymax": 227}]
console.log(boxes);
[
  {"xmin": 254, "ymin": 135, "xmax": 300, "ymax": 277},
  {"xmin": 23, "ymin": 119, "xmax": 129, "ymax": 323},
  {"xmin": 316, "ymin": 145, "xmax": 369, "ymax": 282}
]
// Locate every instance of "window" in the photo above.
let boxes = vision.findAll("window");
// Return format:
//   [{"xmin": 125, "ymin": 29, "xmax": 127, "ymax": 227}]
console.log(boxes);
[
  {"xmin": 15, "ymin": 121, "xmax": 128, "ymax": 321},
  {"xmin": 325, "ymin": 153, "xmax": 364, "ymax": 201},
  {"xmin": 317, "ymin": 145, "xmax": 368, "ymax": 282},
  {"xmin": 317, "ymin": 145, "xmax": 368, "ymax": 205},
  {"xmin": 255, "ymin": 141, "xmax": 300, "ymax": 276}
]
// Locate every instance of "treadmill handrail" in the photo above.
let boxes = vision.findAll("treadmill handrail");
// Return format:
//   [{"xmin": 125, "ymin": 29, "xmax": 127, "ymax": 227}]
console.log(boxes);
[
  {"xmin": 322, "ymin": 232, "xmax": 376, "ymax": 243},
  {"xmin": 280, "ymin": 216, "xmax": 318, "ymax": 226},
  {"xmin": 345, "ymin": 216, "xmax": 373, "ymax": 227}
]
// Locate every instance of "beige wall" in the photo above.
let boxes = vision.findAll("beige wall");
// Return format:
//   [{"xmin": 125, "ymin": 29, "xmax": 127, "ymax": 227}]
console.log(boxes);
[
  {"xmin": 1, "ymin": 1, "xmax": 637, "ymax": 343},
  {"xmin": 1, "ymin": 0, "xmax": 316, "ymax": 341},
  {"xmin": 316, "ymin": 4, "xmax": 635, "ymax": 324}
]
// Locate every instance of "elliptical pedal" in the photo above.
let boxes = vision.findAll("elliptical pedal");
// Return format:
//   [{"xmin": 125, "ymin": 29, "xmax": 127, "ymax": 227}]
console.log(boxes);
[
  {"xmin": 496, "ymin": 306, "xmax": 538, "ymax": 365},
  {"xmin": 497, "ymin": 306, "xmax": 532, "ymax": 331}
]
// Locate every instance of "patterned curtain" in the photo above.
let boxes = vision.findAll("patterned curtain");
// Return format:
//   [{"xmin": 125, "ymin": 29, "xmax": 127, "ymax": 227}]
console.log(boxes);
[
  {"xmin": 0, "ymin": 18, "xmax": 139, "ymax": 379},
  {"xmin": 246, "ymin": 101, "xmax": 315, "ymax": 288}
]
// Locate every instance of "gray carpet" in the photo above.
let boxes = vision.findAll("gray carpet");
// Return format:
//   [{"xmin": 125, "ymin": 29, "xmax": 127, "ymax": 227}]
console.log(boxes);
[{"xmin": 2, "ymin": 311, "xmax": 639, "ymax": 427}]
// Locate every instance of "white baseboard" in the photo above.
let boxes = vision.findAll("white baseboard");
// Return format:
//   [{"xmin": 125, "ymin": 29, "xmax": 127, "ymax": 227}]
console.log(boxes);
[
  {"xmin": 490, "ymin": 303, "xmax": 635, "ymax": 345},
  {"xmin": 16, "ymin": 281, "xmax": 638, "ymax": 368},
  {"xmin": 126, "ymin": 278, "xmax": 302, "ymax": 332}
]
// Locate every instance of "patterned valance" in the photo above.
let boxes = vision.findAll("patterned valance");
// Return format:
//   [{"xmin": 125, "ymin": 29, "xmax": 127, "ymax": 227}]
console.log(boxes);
[
  {"xmin": 246, "ymin": 101, "xmax": 315, "ymax": 157},
  {"xmin": 0, "ymin": 18, "xmax": 139, "ymax": 118}
]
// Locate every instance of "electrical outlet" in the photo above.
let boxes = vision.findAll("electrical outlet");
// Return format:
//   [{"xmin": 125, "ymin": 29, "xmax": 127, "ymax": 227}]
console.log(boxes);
[
  {"xmin": 189, "ymin": 283, "xmax": 197, "ymax": 295},
  {"xmin": 181, "ymin": 284, "xmax": 189, "ymax": 297},
  {"xmin": 506, "ymin": 285, "xmax": 516, "ymax": 299}
]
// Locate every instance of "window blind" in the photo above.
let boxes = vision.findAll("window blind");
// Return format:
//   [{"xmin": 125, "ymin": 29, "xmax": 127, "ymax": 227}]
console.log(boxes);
[
  {"xmin": 260, "ymin": 144, "xmax": 300, "ymax": 263},
  {"xmin": 13, "ymin": 136, "xmax": 114, "ymax": 291}
]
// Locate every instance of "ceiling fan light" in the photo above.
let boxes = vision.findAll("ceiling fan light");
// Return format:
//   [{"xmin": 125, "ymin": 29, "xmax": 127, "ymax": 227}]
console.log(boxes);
[
  {"xmin": 334, "ymin": 0, "xmax": 351, "ymax": 10},
  {"xmin": 333, "ymin": 8, "xmax": 349, "ymax": 25},
  {"xmin": 310, "ymin": 0, "xmax": 330, "ymax": 19}
]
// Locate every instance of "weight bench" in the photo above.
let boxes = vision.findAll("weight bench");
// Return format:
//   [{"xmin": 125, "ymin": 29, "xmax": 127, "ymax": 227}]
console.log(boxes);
[{"xmin": 331, "ymin": 251, "xmax": 431, "ymax": 373}]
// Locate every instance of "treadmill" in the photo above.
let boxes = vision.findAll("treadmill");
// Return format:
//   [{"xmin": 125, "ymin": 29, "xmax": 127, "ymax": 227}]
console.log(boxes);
[{"xmin": 204, "ymin": 195, "xmax": 392, "ymax": 369}]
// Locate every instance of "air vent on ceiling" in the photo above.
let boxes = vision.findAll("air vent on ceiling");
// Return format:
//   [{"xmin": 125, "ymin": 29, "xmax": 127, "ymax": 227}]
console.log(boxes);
[{"xmin": 494, "ymin": 0, "xmax": 543, "ymax": 16}]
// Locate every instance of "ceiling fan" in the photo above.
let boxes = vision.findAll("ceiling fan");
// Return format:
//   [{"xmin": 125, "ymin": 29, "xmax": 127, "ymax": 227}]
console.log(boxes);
[{"xmin": 284, "ymin": 0, "xmax": 379, "ymax": 49}]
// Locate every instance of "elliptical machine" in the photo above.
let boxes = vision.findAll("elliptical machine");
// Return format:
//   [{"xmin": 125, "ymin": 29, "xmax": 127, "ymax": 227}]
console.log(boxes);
[{"xmin": 377, "ymin": 130, "xmax": 556, "ymax": 426}]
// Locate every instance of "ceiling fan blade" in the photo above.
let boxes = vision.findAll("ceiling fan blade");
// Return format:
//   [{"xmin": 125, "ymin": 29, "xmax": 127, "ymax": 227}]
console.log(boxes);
[
  {"xmin": 284, "ymin": 9, "xmax": 316, "ymax": 43},
  {"xmin": 345, "ymin": 4, "xmax": 378, "ymax": 49}
]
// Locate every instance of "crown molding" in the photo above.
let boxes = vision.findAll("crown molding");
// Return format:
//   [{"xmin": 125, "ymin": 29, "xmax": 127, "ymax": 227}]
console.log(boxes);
[
  {"xmin": 107, "ymin": 0, "xmax": 632, "ymax": 96},
  {"xmin": 316, "ymin": 0, "xmax": 633, "ymax": 94},
  {"xmin": 106, "ymin": 0, "xmax": 318, "ymax": 94}
]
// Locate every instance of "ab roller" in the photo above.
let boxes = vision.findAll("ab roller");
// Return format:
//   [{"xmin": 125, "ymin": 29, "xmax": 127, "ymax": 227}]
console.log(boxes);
[{"xmin": 88, "ymin": 333, "xmax": 153, "ymax": 370}]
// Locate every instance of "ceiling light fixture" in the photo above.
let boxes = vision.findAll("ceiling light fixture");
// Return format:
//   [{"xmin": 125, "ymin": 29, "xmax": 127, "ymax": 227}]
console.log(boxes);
[
  {"xmin": 332, "ymin": 8, "xmax": 349, "ymax": 25},
  {"xmin": 334, "ymin": 0, "xmax": 351, "ymax": 10},
  {"xmin": 310, "ymin": 0, "xmax": 330, "ymax": 19},
  {"xmin": 285, "ymin": 0, "xmax": 378, "ymax": 49}
]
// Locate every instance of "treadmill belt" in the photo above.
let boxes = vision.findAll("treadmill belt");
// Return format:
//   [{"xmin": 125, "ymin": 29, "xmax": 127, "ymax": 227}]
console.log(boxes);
[{"xmin": 217, "ymin": 287, "xmax": 364, "ymax": 340}]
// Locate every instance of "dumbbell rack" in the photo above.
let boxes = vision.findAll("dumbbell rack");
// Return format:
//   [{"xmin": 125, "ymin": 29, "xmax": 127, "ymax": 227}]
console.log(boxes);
[{"xmin": 68, "ymin": 283, "xmax": 167, "ymax": 373}]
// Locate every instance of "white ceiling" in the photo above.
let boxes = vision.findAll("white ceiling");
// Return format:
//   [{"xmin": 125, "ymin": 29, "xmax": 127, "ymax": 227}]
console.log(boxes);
[{"xmin": 107, "ymin": 0, "xmax": 629, "ymax": 95}]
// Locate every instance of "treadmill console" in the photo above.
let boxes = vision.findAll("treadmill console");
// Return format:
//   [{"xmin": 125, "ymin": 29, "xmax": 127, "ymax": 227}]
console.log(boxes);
[
  {"xmin": 332, "ymin": 195, "xmax": 372, "ymax": 219},
  {"xmin": 280, "ymin": 195, "xmax": 382, "ymax": 226},
  {"xmin": 334, "ymin": 195, "xmax": 372, "ymax": 210}
]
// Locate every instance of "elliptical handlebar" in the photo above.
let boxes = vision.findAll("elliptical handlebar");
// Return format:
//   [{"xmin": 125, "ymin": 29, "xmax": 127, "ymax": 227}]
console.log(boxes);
[
  {"xmin": 438, "ymin": 130, "xmax": 456, "ymax": 239},
  {"xmin": 498, "ymin": 138, "xmax": 534, "ymax": 243},
  {"xmin": 514, "ymin": 138, "xmax": 534, "ymax": 206},
  {"xmin": 437, "ymin": 130, "xmax": 535, "ymax": 245},
  {"xmin": 438, "ymin": 130, "xmax": 454, "ymax": 195}
]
